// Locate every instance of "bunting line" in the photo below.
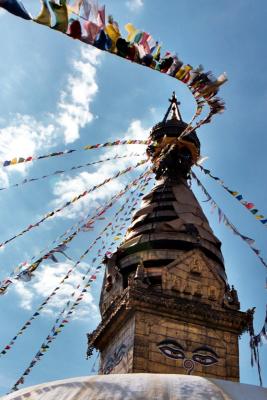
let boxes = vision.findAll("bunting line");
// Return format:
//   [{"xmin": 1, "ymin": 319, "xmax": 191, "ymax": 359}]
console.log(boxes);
[
  {"xmin": 253, "ymin": 305, "xmax": 267, "ymax": 347},
  {"xmin": 0, "ymin": 152, "xmax": 144, "ymax": 191},
  {"xmin": 0, "ymin": 140, "xmax": 148, "ymax": 169},
  {"xmin": 250, "ymin": 305, "xmax": 267, "ymax": 386},
  {"xmin": 8, "ymin": 174, "xmax": 151, "ymax": 392},
  {"xmin": 0, "ymin": 159, "xmax": 148, "ymax": 250},
  {"xmin": 192, "ymin": 172, "xmax": 267, "ymax": 270},
  {"xmin": 3, "ymin": 164, "xmax": 150, "ymax": 290},
  {"xmin": 0, "ymin": 170, "xmax": 152, "ymax": 356},
  {"xmin": 0, "ymin": 167, "xmax": 151, "ymax": 296},
  {"xmin": 198, "ymin": 165, "xmax": 267, "ymax": 227},
  {"xmin": 0, "ymin": 1, "xmax": 227, "ymax": 150}
]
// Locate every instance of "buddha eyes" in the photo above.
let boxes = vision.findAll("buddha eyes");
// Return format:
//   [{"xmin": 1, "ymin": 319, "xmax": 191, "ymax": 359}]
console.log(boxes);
[
  {"xmin": 192, "ymin": 354, "xmax": 218, "ymax": 365},
  {"xmin": 158, "ymin": 344, "xmax": 185, "ymax": 360},
  {"xmin": 158, "ymin": 340, "xmax": 219, "ymax": 366}
]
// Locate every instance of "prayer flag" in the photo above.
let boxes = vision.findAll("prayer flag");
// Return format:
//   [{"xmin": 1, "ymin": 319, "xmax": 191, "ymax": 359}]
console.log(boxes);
[
  {"xmin": 0, "ymin": 0, "xmax": 31, "ymax": 19},
  {"xmin": 49, "ymin": 0, "xmax": 68, "ymax": 32},
  {"xmin": 34, "ymin": 0, "xmax": 51, "ymax": 26},
  {"xmin": 251, "ymin": 209, "xmax": 259, "ymax": 215},
  {"xmin": 67, "ymin": 0, "xmax": 82, "ymax": 14},
  {"xmin": 255, "ymin": 215, "xmax": 264, "ymax": 220}
]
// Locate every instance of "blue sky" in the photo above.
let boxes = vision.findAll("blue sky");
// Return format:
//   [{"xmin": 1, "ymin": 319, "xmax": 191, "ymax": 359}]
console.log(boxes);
[{"xmin": 0, "ymin": 0, "xmax": 266, "ymax": 394}]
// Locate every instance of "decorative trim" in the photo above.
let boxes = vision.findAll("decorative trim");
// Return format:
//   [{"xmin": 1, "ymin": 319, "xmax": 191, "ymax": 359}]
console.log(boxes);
[{"xmin": 87, "ymin": 285, "xmax": 251, "ymax": 354}]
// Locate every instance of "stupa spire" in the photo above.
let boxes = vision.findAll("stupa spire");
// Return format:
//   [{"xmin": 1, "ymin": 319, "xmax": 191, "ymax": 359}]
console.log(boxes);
[
  {"xmin": 162, "ymin": 91, "xmax": 182, "ymax": 122},
  {"xmin": 87, "ymin": 94, "xmax": 251, "ymax": 381}
]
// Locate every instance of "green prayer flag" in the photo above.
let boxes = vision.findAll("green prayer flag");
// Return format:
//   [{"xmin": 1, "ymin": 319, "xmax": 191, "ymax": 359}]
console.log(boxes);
[
  {"xmin": 34, "ymin": 0, "xmax": 51, "ymax": 26},
  {"xmin": 49, "ymin": 0, "xmax": 68, "ymax": 32}
]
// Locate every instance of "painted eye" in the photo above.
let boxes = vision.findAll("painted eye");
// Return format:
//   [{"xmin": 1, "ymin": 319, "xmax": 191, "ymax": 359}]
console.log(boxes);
[
  {"xmin": 103, "ymin": 364, "xmax": 113, "ymax": 374},
  {"xmin": 159, "ymin": 345, "xmax": 185, "ymax": 360},
  {"xmin": 103, "ymin": 358, "xmax": 115, "ymax": 374},
  {"xmin": 114, "ymin": 344, "xmax": 127, "ymax": 364},
  {"xmin": 192, "ymin": 354, "xmax": 218, "ymax": 365}
]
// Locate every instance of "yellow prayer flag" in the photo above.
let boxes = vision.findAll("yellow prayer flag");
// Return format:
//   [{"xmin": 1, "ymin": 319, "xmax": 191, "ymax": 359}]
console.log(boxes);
[
  {"xmin": 124, "ymin": 23, "xmax": 139, "ymax": 42},
  {"xmin": 49, "ymin": 0, "xmax": 68, "ymax": 33},
  {"xmin": 34, "ymin": 0, "xmax": 51, "ymax": 26},
  {"xmin": 175, "ymin": 65, "xmax": 192, "ymax": 80},
  {"xmin": 105, "ymin": 23, "xmax": 120, "ymax": 51},
  {"xmin": 11, "ymin": 158, "xmax": 17, "ymax": 165}
]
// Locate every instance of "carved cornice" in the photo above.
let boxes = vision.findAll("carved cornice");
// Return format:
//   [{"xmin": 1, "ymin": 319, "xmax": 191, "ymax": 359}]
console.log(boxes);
[
  {"xmin": 87, "ymin": 284, "xmax": 252, "ymax": 352},
  {"xmin": 127, "ymin": 286, "xmax": 250, "ymax": 333},
  {"xmin": 87, "ymin": 290, "xmax": 129, "ymax": 350}
]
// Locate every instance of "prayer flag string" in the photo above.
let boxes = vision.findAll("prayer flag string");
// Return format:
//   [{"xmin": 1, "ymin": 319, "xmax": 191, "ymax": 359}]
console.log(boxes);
[
  {"xmin": 0, "ymin": 170, "xmax": 152, "ymax": 356},
  {"xmin": 192, "ymin": 172, "xmax": 267, "ymax": 270},
  {"xmin": 0, "ymin": 152, "xmax": 144, "ymax": 191},
  {"xmin": 1, "ymin": 165, "xmax": 150, "ymax": 295},
  {"xmin": 0, "ymin": 140, "xmax": 148, "ymax": 169},
  {"xmin": 0, "ymin": 167, "xmax": 151, "ymax": 295},
  {"xmin": 0, "ymin": 1, "xmax": 227, "ymax": 146},
  {"xmin": 249, "ymin": 305, "xmax": 267, "ymax": 386},
  {"xmin": 8, "ymin": 174, "xmax": 151, "ymax": 392},
  {"xmin": 0, "ymin": 158, "xmax": 148, "ymax": 250},
  {"xmin": 252, "ymin": 306, "xmax": 267, "ymax": 347},
  {"xmin": 198, "ymin": 165, "xmax": 267, "ymax": 227}
]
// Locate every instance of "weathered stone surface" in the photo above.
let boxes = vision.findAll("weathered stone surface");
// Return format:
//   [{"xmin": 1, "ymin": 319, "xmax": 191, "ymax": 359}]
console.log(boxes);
[
  {"xmin": 4, "ymin": 374, "xmax": 267, "ymax": 400},
  {"xmin": 87, "ymin": 156, "xmax": 251, "ymax": 382}
]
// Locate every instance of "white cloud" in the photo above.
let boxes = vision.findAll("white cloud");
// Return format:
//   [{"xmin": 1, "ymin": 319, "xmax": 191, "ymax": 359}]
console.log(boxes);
[
  {"xmin": 126, "ymin": 0, "xmax": 144, "ymax": 11},
  {"xmin": 57, "ymin": 47, "xmax": 100, "ymax": 143},
  {"xmin": 12, "ymin": 119, "xmax": 150, "ymax": 318},
  {"xmin": 50, "ymin": 119, "xmax": 150, "ymax": 219},
  {"xmin": 8, "ymin": 114, "xmax": 150, "ymax": 318},
  {"xmin": 0, "ymin": 46, "xmax": 101, "ymax": 187},
  {"xmin": 14, "ymin": 281, "xmax": 34, "ymax": 310},
  {"xmin": 14, "ymin": 261, "xmax": 98, "ymax": 321}
]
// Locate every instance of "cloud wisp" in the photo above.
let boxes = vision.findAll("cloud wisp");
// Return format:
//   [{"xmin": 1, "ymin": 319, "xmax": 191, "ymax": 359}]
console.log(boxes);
[
  {"xmin": 126, "ymin": 0, "xmax": 144, "ymax": 11},
  {"xmin": 14, "ymin": 261, "xmax": 98, "ymax": 321},
  {"xmin": 0, "ymin": 46, "xmax": 101, "ymax": 187},
  {"xmin": 51, "ymin": 119, "xmax": 150, "ymax": 219},
  {"xmin": 58, "ymin": 47, "xmax": 100, "ymax": 144},
  {"xmin": 12, "ymin": 119, "xmax": 149, "ymax": 317}
]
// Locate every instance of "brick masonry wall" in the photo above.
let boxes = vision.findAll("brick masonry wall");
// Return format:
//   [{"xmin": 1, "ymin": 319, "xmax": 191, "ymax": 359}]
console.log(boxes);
[{"xmin": 133, "ymin": 311, "xmax": 239, "ymax": 381}]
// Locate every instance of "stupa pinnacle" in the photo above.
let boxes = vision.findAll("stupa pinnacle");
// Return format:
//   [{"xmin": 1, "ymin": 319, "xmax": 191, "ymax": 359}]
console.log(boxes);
[{"xmin": 87, "ymin": 95, "xmax": 251, "ymax": 381}]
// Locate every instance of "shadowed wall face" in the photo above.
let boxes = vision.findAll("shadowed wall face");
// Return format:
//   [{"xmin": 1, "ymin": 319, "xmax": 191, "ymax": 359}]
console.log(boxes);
[{"xmin": 97, "ymin": 250, "xmax": 241, "ymax": 381}]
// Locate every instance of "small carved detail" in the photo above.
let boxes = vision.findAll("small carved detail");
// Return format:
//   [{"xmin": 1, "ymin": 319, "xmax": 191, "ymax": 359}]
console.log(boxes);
[
  {"xmin": 223, "ymin": 285, "xmax": 240, "ymax": 310},
  {"xmin": 194, "ymin": 284, "xmax": 202, "ymax": 298},
  {"xmin": 86, "ymin": 333, "xmax": 95, "ymax": 359},
  {"xmin": 208, "ymin": 287, "xmax": 217, "ymax": 301},
  {"xmin": 105, "ymin": 274, "xmax": 113, "ymax": 292},
  {"xmin": 133, "ymin": 260, "xmax": 151, "ymax": 288},
  {"xmin": 183, "ymin": 283, "xmax": 192, "ymax": 295},
  {"xmin": 190, "ymin": 257, "xmax": 202, "ymax": 276}
]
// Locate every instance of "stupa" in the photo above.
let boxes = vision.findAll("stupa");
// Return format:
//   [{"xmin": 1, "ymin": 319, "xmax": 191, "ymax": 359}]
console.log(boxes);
[
  {"xmin": 87, "ymin": 93, "xmax": 251, "ymax": 380},
  {"xmin": 3, "ymin": 94, "xmax": 266, "ymax": 400}
]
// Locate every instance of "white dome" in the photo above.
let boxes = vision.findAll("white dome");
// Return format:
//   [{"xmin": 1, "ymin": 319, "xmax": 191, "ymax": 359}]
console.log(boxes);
[{"xmin": 2, "ymin": 374, "xmax": 266, "ymax": 400}]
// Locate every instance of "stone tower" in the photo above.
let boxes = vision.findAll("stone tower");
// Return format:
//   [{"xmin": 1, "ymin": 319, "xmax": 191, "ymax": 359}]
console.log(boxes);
[{"xmin": 87, "ymin": 94, "xmax": 251, "ymax": 381}]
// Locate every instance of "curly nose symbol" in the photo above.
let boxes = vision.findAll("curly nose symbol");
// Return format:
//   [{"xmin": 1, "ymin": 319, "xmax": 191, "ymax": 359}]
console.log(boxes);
[{"xmin": 183, "ymin": 359, "xmax": 195, "ymax": 375}]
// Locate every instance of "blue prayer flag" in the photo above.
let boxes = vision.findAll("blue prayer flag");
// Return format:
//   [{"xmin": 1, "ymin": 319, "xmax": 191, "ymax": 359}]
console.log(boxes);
[{"xmin": 0, "ymin": 0, "xmax": 31, "ymax": 20}]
